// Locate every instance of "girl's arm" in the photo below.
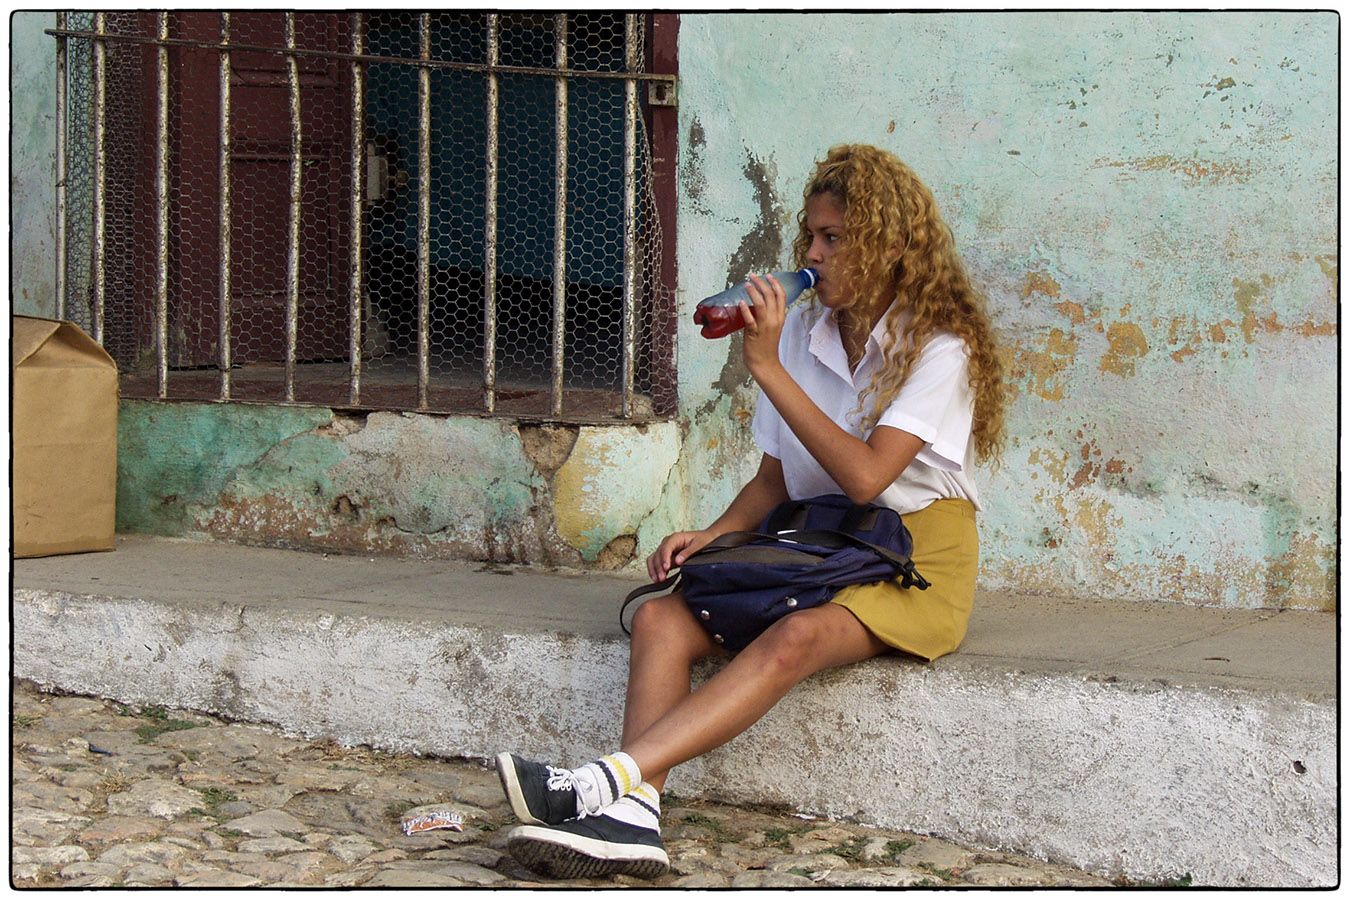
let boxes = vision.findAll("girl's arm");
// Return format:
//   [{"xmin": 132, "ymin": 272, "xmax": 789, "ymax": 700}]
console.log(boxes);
[
  {"xmin": 738, "ymin": 275, "xmax": 924, "ymax": 505},
  {"xmin": 752, "ymin": 367, "xmax": 923, "ymax": 504}
]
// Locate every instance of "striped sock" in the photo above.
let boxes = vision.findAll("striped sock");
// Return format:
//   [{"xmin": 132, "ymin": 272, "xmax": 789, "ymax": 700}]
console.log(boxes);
[
  {"xmin": 607, "ymin": 782, "xmax": 661, "ymax": 832},
  {"xmin": 573, "ymin": 751, "xmax": 642, "ymax": 816}
]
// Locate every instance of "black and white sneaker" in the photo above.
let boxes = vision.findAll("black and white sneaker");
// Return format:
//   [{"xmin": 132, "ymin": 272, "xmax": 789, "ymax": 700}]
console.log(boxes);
[
  {"xmin": 495, "ymin": 752, "xmax": 588, "ymax": 826},
  {"xmin": 507, "ymin": 806, "xmax": 669, "ymax": 881}
]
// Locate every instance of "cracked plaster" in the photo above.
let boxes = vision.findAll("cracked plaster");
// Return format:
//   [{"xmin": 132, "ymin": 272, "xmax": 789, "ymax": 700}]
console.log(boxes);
[{"xmin": 86, "ymin": 12, "xmax": 1339, "ymax": 610}]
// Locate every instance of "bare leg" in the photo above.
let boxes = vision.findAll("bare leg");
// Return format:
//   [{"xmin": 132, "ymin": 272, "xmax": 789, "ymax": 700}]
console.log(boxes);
[
  {"xmin": 621, "ymin": 594, "xmax": 725, "ymax": 792},
  {"xmin": 622, "ymin": 604, "xmax": 887, "ymax": 786}
]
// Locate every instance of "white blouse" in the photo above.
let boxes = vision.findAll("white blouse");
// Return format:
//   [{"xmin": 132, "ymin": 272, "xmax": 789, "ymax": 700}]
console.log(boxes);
[{"xmin": 751, "ymin": 302, "xmax": 980, "ymax": 514}]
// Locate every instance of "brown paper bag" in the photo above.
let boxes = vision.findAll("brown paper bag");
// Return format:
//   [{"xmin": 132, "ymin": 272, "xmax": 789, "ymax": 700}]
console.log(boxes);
[{"xmin": 12, "ymin": 316, "xmax": 119, "ymax": 557}]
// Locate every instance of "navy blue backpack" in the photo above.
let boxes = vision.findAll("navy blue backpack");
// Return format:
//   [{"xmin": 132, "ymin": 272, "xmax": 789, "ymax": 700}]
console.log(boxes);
[{"xmin": 621, "ymin": 494, "xmax": 929, "ymax": 652}]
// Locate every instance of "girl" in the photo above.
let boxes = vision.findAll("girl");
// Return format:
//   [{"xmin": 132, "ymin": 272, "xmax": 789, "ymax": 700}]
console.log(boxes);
[{"xmin": 495, "ymin": 144, "xmax": 1006, "ymax": 880}]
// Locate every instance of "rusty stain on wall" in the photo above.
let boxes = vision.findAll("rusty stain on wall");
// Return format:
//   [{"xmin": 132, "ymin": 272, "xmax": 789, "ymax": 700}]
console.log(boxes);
[
  {"xmin": 1072, "ymin": 495, "xmax": 1121, "ymax": 548},
  {"xmin": 1009, "ymin": 328, "xmax": 1078, "ymax": 401},
  {"xmin": 1020, "ymin": 271, "xmax": 1062, "ymax": 300},
  {"xmin": 1100, "ymin": 321, "xmax": 1149, "ymax": 376},
  {"xmin": 1092, "ymin": 154, "xmax": 1253, "ymax": 183},
  {"xmin": 1201, "ymin": 74, "xmax": 1240, "ymax": 97},
  {"xmin": 1233, "ymin": 275, "xmax": 1276, "ymax": 342},
  {"xmin": 1068, "ymin": 438, "xmax": 1133, "ymax": 492},
  {"xmin": 1028, "ymin": 446, "xmax": 1070, "ymax": 485},
  {"xmin": 1267, "ymin": 533, "xmax": 1337, "ymax": 612},
  {"xmin": 1159, "ymin": 276, "xmax": 1336, "ymax": 362},
  {"xmin": 1055, "ymin": 300, "xmax": 1089, "ymax": 327},
  {"xmin": 999, "ymin": 434, "xmax": 1336, "ymax": 610}
]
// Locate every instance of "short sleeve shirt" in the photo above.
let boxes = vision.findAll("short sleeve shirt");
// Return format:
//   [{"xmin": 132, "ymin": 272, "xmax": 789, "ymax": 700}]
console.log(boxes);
[{"xmin": 751, "ymin": 303, "xmax": 980, "ymax": 514}]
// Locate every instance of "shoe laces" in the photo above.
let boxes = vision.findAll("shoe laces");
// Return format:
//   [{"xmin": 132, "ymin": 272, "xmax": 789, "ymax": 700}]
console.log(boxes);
[{"xmin": 544, "ymin": 765, "xmax": 604, "ymax": 818}]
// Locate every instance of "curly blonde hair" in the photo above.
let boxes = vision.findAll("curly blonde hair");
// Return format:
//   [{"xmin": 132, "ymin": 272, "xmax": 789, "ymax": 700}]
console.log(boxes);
[{"xmin": 791, "ymin": 144, "xmax": 1006, "ymax": 464}]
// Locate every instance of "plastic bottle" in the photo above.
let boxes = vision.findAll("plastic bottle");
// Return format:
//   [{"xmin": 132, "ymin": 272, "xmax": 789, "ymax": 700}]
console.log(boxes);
[{"xmin": 692, "ymin": 268, "xmax": 819, "ymax": 339}]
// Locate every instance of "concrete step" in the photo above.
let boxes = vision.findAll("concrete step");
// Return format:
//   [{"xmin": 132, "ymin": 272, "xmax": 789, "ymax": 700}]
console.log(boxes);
[{"xmin": 12, "ymin": 534, "xmax": 1335, "ymax": 887}]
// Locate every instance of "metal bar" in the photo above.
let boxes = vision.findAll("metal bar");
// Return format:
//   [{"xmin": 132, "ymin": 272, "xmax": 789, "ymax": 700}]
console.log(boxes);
[
  {"xmin": 91, "ymin": 13, "xmax": 107, "ymax": 343},
  {"xmin": 54, "ymin": 12, "xmax": 68, "ymax": 320},
  {"xmin": 348, "ymin": 13, "xmax": 365, "ymax": 406},
  {"xmin": 482, "ymin": 15, "xmax": 500, "ymax": 414},
  {"xmin": 218, "ymin": 13, "xmax": 233, "ymax": 399},
  {"xmin": 284, "ymin": 13, "xmax": 301, "ymax": 402},
  {"xmin": 155, "ymin": 12, "xmax": 170, "ymax": 398},
  {"xmin": 644, "ymin": 13, "xmax": 681, "ymax": 419},
  {"xmin": 551, "ymin": 14, "xmax": 568, "ymax": 417},
  {"xmin": 45, "ymin": 28, "xmax": 678, "ymax": 84},
  {"xmin": 620, "ymin": 14, "xmax": 640, "ymax": 418},
  {"xmin": 416, "ymin": 13, "xmax": 431, "ymax": 410}
]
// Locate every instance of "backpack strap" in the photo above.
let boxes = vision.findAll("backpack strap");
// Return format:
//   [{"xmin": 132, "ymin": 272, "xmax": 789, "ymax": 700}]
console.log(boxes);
[
  {"xmin": 777, "ymin": 528, "xmax": 931, "ymax": 590},
  {"xmin": 619, "ymin": 572, "xmax": 681, "ymax": 635},
  {"xmin": 837, "ymin": 503, "xmax": 881, "ymax": 535},
  {"xmin": 696, "ymin": 530, "xmax": 786, "ymax": 551},
  {"xmin": 665, "ymin": 528, "xmax": 930, "ymax": 590},
  {"xmin": 766, "ymin": 495, "xmax": 893, "ymax": 536}
]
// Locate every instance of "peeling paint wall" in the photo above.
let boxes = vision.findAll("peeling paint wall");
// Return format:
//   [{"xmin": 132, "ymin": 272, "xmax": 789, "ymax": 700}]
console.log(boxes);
[
  {"xmin": 672, "ymin": 12, "xmax": 1336, "ymax": 610},
  {"xmin": 554, "ymin": 426, "xmax": 681, "ymax": 565},
  {"xmin": 10, "ymin": 13, "xmax": 58, "ymax": 317},
  {"xmin": 117, "ymin": 401, "xmax": 681, "ymax": 572},
  {"xmin": 25, "ymin": 12, "xmax": 1336, "ymax": 611}
]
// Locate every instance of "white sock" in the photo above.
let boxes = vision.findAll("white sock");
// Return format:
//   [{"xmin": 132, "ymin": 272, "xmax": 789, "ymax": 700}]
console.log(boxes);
[
  {"xmin": 572, "ymin": 751, "xmax": 642, "ymax": 816},
  {"xmin": 603, "ymin": 782, "xmax": 662, "ymax": 832}
]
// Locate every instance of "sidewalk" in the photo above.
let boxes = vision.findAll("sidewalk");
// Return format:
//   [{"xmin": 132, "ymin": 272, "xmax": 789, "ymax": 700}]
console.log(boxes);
[
  {"xmin": 11, "ymin": 680, "xmax": 1116, "ymax": 887},
  {"xmin": 13, "ymin": 534, "xmax": 1337, "ymax": 886}
]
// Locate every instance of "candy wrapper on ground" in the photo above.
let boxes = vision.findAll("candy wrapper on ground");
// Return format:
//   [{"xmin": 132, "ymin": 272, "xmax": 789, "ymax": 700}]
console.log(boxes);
[{"xmin": 401, "ymin": 809, "xmax": 465, "ymax": 835}]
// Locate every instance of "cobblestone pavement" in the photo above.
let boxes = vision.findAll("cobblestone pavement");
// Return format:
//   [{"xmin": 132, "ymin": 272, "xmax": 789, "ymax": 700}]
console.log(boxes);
[{"xmin": 11, "ymin": 680, "xmax": 1119, "ymax": 889}]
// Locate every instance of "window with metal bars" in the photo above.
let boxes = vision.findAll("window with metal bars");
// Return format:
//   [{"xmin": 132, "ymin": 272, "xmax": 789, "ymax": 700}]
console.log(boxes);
[{"xmin": 51, "ymin": 11, "xmax": 678, "ymax": 422}]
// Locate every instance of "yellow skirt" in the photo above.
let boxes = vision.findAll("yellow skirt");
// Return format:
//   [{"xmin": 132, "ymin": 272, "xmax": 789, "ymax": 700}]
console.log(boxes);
[{"xmin": 830, "ymin": 497, "xmax": 978, "ymax": 661}]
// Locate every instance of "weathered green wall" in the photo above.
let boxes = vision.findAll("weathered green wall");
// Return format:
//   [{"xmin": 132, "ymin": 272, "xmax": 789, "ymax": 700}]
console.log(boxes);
[
  {"xmin": 116, "ymin": 401, "xmax": 682, "ymax": 570},
  {"xmin": 10, "ymin": 12, "xmax": 58, "ymax": 317},
  {"xmin": 673, "ymin": 11, "xmax": 1336, "ymax": 610},
  {"xmin": 15, "ymin": 12, "xmax": 1334, "ymax": 610}
]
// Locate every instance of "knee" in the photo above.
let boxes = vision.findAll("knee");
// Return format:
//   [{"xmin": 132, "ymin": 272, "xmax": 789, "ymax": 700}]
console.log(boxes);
[
  {"xmin": 630, "ymin": 594, "xmax": 710, "ymax": 656},
  {"xmin": 630, "ymin": 594, "xmax": 684, "ymax": 636},
  {"xmin": 753, "ymin": 612, "xmax": 828, "ymax": 678}
]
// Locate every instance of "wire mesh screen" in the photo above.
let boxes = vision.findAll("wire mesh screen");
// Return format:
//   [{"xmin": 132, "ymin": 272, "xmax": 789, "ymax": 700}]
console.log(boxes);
[
  {"xmin": 60, "ymin": 14, "xmax": 96, "ymax": 336},
  {"xmin": 56, "ymin": 12, "xmax": 675, "ymax": 421}
]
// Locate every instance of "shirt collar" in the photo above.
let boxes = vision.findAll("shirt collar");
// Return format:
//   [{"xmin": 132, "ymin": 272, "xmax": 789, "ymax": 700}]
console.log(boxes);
[{"xmin": 807, "ymin": 302, "xmax": 901, "ymax": 385}]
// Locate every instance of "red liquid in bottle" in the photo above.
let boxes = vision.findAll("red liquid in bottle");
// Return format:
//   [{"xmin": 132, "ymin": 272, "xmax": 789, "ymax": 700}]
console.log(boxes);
[{"xmin": 692, "ymin": 304, "xmax": 746, "ymax": 339}]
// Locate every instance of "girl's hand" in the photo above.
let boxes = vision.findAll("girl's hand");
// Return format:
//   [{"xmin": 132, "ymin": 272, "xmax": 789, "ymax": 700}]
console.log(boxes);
[
  {"xmin": 738, "ymin": 274, "xmax": 787, "ymax": 378},
  {"xmin": 647, "ymin": 529, "xmax": 716, "ymax": 582}
]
